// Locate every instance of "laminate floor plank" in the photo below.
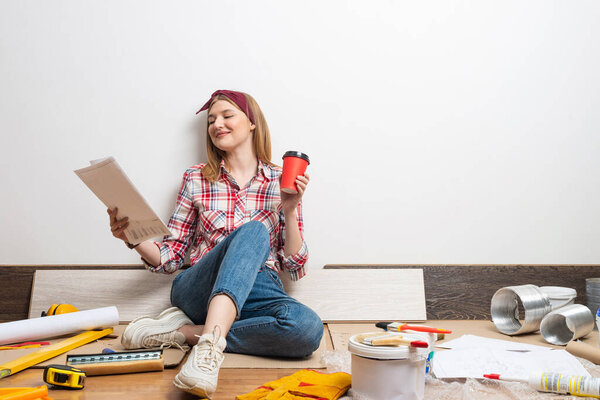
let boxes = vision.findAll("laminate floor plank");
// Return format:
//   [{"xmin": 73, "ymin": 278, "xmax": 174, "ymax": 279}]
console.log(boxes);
[{"xmin": 29, "ymin": 269, "xmax": 426, "ymax": 322}]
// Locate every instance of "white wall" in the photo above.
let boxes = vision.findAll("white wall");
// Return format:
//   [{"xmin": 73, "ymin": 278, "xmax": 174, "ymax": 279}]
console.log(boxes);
[{"xmin": 1, "ymin": 0, "xmax": 599, "ymax": 267}]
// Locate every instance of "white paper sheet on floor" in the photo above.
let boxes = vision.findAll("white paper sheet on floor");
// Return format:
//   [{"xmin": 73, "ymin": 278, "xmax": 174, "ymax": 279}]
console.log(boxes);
[
  {"xmin": 438, "ymin": 334, "xmax": 553, "ymax": 352},
  {"xmin": 433, "ymin": 336, "xmax": 589, "ymax": 379}
]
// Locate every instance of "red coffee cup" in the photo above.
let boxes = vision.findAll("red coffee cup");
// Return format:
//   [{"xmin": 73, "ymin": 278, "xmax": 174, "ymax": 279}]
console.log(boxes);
[{"xmin": 281, "ymin": 151, "xmax": 310, "ymax": 194}]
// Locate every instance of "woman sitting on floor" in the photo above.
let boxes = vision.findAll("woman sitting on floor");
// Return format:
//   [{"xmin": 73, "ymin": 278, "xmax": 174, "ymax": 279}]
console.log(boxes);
[{"xmin": 106, "ymin": 90, "xmax": 323, "ymax": 399}]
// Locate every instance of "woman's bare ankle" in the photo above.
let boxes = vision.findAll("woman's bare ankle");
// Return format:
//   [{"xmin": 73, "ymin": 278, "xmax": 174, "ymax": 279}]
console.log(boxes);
[{"xmin": 178, "ymin": 324, "xmax": 205, "ymax": 345}]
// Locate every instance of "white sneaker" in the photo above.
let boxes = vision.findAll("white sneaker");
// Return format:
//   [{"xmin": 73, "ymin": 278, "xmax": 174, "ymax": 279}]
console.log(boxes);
[
  {"xmin": 121, "ymin": 307, "xmax": 193, "ymax": 349},
  {"xmin": 173, "ymin": 327, "xmax": 226, "ymax": 399}
]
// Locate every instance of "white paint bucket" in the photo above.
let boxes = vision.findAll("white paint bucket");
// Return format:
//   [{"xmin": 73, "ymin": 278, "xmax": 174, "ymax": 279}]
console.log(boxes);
[
  {"xmin": 348, "ymin": 332, "xmax": 430, "ymax": 400},
  {"xmin": 539, "ymin": 286, "xmax": 577, "ymax": 311}
]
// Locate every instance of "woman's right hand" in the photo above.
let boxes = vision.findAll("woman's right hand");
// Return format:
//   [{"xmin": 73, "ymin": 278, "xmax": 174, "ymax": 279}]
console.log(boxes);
[{"xmin": 107, "ymin": 207, "xmax": 129, "ymax": 242}]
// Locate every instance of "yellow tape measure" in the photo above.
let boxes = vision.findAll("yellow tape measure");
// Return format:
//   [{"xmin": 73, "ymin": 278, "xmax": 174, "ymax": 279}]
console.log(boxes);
[{"xmin": 43, "ymin": 364, "xmax": 85, "ymax": 389}]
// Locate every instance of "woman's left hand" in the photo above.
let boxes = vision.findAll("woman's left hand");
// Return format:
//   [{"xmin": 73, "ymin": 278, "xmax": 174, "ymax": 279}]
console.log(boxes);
[{"xmin": 281, "ymin": 173, "xmax": 310, "ymax": 214}]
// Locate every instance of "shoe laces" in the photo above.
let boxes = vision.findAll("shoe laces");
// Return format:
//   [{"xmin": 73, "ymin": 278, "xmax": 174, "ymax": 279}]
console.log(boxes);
[
  {"xmin": 193, "ymin": 326, "xmax": 224, "ymax": 371},
  {"xmin": 142, "ymin": 331, "xmax": 187, "ymax": 352}
]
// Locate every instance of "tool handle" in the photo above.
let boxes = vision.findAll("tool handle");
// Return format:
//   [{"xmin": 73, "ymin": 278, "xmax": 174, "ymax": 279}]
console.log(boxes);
[
  {"xmin": 377, "ymin": 321, "xmax": 453, "ymax": 334},
  {"xmin": 399, "ymin": 324, "xmax": 453, "ymax": 334},
  {"xmin": 371, "ymin": 337, "xmax": 429, "ymax": 348}
]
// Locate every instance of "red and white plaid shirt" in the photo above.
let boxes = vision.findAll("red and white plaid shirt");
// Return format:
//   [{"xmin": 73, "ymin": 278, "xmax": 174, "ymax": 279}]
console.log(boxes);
[{"xmin": 144, "ymin": 160, "xmax": 308, "ymax": 280}]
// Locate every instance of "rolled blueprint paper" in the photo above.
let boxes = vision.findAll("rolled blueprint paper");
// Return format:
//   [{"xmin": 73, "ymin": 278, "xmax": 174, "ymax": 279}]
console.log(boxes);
[
  {"xmin": 0, "ymin": 306, "xmax": 119, "ymax": 345},
  {"xmin": 566, "ymin": 340, "xmax": 600, "ymax": 365}
]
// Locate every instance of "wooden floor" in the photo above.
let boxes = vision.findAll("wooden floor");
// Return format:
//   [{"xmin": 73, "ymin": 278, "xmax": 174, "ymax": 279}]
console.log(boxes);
[
  {"xmin": 1, "ymin": 367, "xmax": 307, "ymax": 399},
  {"xmin": 3, "ymin": 320, "xmax": 599, "ymax": 399},
  {"xmin": 0, "ymin": 326, "xmax": 335, "ymax": 400}
]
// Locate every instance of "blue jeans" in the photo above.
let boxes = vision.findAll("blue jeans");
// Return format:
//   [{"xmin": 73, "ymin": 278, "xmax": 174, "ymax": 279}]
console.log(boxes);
[{"xmin": 170, "ymin": 221, "xmax": 323, "ymax": 358}]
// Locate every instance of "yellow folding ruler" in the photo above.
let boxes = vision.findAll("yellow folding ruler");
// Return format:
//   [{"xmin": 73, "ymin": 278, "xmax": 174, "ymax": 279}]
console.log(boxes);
[{"xmin": 0, "ymin": 328, "xmax": 113, "ymax": 378}]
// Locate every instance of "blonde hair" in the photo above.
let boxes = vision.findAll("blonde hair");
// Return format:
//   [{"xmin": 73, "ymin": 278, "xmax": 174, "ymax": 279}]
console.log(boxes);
[{"xmin": 202, "ymin": 92, "xmax": 275, "ymax": 182}]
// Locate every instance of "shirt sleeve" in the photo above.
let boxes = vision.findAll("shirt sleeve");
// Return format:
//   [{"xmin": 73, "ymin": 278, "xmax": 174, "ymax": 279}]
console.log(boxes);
[
  {"xmin": 143, "ymin": 170, "xmax": 198, "ymax": 274},
  {"xmin": 277, "ymin": 201, "xmax": 309, "ymax": 281}
]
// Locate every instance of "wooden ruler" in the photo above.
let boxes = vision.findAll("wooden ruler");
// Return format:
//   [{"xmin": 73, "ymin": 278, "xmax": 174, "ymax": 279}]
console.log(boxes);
[{"xmin": 0, "ymin": 328, "xmax": 113, "ymax": 378}]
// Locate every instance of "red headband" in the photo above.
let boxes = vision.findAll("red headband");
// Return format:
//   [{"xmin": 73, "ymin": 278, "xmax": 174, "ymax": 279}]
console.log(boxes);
[{"xmin": 196, "ymin": 90, "xmax": 255, "ymax": 125}]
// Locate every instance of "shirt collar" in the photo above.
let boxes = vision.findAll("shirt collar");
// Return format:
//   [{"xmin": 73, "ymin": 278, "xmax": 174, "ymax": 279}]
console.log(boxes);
[
  {"xmin": 219, "ymin": 158, "xmax": 227, "ymax": 173},
  {"xmin": 258, "ymin": 160, "xmax": 278, "ymax": 182},
  {"xmin": 219, "ymin": 159, "xmax": 277, "ymax": 182}
]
